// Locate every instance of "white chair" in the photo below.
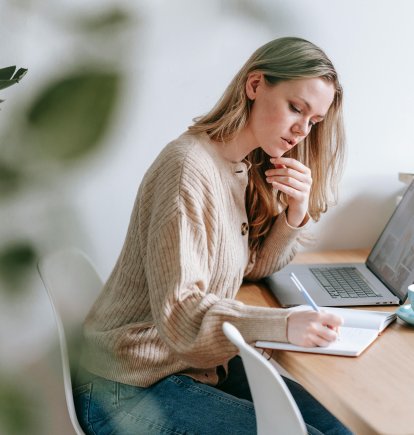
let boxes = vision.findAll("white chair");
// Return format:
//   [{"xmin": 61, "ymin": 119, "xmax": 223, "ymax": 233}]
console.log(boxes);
[
  {"xmin": 38, "ymin": 248, "xmax": 103, "ymax": 435},
  {"xmin": 222, "ymin": 322, "xmax": 307, "ymax": 435}
]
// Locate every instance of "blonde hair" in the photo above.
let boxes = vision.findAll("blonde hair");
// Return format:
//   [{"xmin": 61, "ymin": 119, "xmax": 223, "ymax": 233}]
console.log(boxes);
[{"xmin": 189, "ymin": 37, "xmax": 345, "ymax": 255}]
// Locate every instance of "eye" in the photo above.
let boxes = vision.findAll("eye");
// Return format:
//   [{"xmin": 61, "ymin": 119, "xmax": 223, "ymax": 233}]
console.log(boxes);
[{"xmin": 289, "ymin": 103, "xmax": 301, "ymax": 114}]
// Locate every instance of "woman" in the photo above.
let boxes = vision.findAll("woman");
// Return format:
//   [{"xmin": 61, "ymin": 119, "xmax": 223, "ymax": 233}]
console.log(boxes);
[{"xmin": 74, "ymin": 37, "xmax": 351, "ymax": 434}]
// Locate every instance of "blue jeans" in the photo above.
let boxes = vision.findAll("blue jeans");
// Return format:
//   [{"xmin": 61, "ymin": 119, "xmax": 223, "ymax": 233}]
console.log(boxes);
[{"xmin": 73, "ymin": 357, "xmax": 353, "ymax": 434}]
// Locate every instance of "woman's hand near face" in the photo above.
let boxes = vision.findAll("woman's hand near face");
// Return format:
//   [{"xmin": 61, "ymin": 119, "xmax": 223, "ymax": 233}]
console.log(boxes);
[
  {"xmin": 287, "ymin": 310, "xmax": 343, "ymax": 347},
  {"xmin": 265, "ymin": 157, "xmax": 312, "ymax": 227}
]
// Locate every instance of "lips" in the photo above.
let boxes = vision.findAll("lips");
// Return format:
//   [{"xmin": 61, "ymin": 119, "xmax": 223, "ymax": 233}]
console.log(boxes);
[{"xmin": 281, "ymin": 137, "xmax": 297, "ymax": 147}]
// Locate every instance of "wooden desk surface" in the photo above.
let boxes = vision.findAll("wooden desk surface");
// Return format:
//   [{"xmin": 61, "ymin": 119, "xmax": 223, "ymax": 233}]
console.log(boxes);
[{"xmin": 237, "ymin": 249, "xmax": 414, "ymax": 435}]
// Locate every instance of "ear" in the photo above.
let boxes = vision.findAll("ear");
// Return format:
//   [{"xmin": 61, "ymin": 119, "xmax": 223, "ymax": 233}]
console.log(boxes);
[{"xmin": 245, "ymin": 72, "xmax": 263, "ymax": 100}]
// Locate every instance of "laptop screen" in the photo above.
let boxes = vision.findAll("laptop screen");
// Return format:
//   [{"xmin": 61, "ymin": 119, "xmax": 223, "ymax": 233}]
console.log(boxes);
[{"xmin": 367, "ymin": 179, "xmax": 414, "ymax": 302}]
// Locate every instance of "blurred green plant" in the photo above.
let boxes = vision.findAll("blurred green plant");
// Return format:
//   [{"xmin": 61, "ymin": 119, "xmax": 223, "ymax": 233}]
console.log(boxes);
[
  {"xmin": 0, "ymin": 66, "xmax": 27, "ymax": 107},
  {"xmin": 0, "ymin": 4, "xmax": 134, "ymax": 433},
  {"xmin": 0, "ymin": 375, "xmax": 43, "ymax": 435},
  {"xmin": 0, "ymin": 67, "xmax": 31, "ymax": 295},
  {"xmin": 0, "ymin": 7, "xmax": 126, "ymax": 294},
  {"xmin": 0, "ymin": 66, "xmax": 27, "ymax": 91},
  {"xmin": 73, "ymin": 7, "xmax": 132, "ymax": 32},
  {"xmin": 26, "ymin": 70, "xmax": 120, "ymax": 161},
  {"xmin": 0, "ymin": 241, "xmax": 36, "ymax": 295},
  {"xmin": 0, "ymin": 161, "xmax": 20, "ymax": 195}
]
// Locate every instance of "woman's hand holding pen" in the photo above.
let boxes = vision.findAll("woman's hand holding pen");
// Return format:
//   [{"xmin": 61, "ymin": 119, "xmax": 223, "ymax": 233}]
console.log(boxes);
[
  {"xmin": 265, "ymin": 157, "xmax": 312, "ymax": 227},
  {"xmin": 287, "ymin": 310, "xmax": 343, "ymax": 347}
]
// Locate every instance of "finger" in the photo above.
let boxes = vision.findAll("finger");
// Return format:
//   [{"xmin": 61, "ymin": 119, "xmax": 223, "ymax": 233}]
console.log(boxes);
[
  {"xmin": 320, "ymin": 312, "xmax": 344, "ymax": 329},
  {"xmin": 270, "ymin": 157, "xmax": 310, "ymax": 174},
  {"xmin": 272, "ymin": 162, "xmax": 286, "ymax": 170},
  {"xmin": 266, "ymin": 166, "xmax": 312, "ymax": 191},
  {"xmin": 265, "ymin": 168, "xmax": 310, "ymax": 184},
  {"xmin": 316, "ymin": 324, "xmax": 339, "ymax": 342},
  {"xmin": 301, "ymin": 328, "xmax": 334, "ymax": 347},
  {"xmin": 271, "ymin": 181, "xmax": 307, "ymax": 199},
  {"xmin": 267, "ymin": 176, "xmax": 310, "ymax": 192},
  {"xmin": 311, "ymin": 334, "xmax": 332, "ymax": 348}
]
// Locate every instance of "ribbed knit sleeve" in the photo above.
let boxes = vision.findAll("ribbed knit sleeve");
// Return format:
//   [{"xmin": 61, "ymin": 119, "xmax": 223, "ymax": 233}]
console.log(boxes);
[
  {"xmin": 244, "ymin": 212, "xmax": 307, "ymax": 281},
  {"xmin": 145, "ymin": 206, "xmax": 291, "ymax": 369}
]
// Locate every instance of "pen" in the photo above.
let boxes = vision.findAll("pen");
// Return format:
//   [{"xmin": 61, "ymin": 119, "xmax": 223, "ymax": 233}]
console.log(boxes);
[
  {"xmin": 290, "ymin": 272, "xmax": 340, "ymax": 336},
  {"xmin": 290, "ymin": 272, "xmax": 320, "ymax": 312}
]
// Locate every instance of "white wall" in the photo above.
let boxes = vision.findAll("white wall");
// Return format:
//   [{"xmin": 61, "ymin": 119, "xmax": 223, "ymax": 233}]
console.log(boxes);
[
  {"xmin": 0, "ymin": 0, "xmax": 414, "ymax": 276},
  {"xmin": 73, "ymin": 0, "xmax": 414, "ymax": 279},
  {"xmin": 2, "ymin": 0, "xmax": 414, "ymax": 277}
]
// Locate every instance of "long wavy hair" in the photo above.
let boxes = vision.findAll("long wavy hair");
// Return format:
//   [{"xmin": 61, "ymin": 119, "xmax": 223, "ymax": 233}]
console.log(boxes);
[{"xmin": 188, "ymin": 37, "xmax": 345, "ymax": 255}]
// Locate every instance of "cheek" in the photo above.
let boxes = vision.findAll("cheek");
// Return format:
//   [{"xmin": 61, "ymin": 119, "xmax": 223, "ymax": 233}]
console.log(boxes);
[
  {"xmin": 250, "ymin": 99, "xmax": 290, "ymax": 135},
  {"xmin": 255, "ymin": 103, "xmax": 280, "ymax": 128},
  {"xmin": 261, "ymin": 112, "xmax": 289, "ymax": 135},
  {"xmin": 262, "ymin": 100, "xmax": 290, "ymax": 125}
]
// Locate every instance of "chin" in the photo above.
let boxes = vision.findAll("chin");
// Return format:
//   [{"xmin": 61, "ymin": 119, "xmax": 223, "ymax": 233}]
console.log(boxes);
[
  {"xmin": 262, "ymin": 144, "xmax": 286, "ymax": 159},
  {"xmin": 263, "ymin": 149, "xmax": 281, "ymax": 158},
  {"xmin": 270, "ymin": 151, "xmax": 284, "ymax": 159}
]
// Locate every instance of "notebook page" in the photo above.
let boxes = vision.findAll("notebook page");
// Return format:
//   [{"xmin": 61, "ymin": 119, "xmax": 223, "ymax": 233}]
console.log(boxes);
[
  {"xmin": 290, "ymin": 305, "xmax": 396, "ymax": 331},
  {"xmin": 323, "ymin": 307, "xmax": 396, "ymax": 331},
  {"xmin": 256, "ymin": 326, "xmax": 378, "ymax": 357}
]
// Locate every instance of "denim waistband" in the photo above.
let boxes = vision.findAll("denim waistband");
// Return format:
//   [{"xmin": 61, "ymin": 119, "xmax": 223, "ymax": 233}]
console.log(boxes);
[{"xmin": 73, "ymin": 365, "xmax": 103, "ymax": 387}]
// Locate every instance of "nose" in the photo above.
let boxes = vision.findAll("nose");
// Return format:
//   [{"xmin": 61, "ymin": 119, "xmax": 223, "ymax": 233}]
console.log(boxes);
[{"xmin": 292, "ymin": 120, "xmax": 311, "ymax": 137}]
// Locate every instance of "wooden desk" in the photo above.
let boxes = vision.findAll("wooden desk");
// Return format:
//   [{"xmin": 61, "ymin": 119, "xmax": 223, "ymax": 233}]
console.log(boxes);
[{"xmin": 237, "ymin": 249, "xmax": 414, "ymax": 435}]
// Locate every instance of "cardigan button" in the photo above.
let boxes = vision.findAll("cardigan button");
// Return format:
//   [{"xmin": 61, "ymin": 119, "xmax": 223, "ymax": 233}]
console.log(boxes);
[{"xmin": 241, "ymin": 222, "xmax": 249, "ymax": 236}]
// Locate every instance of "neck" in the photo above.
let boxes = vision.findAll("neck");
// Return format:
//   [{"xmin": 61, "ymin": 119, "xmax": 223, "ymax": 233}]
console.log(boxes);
[{"xmin": 212, "ymin": 127, "xmax": 257, "ymax": 163}]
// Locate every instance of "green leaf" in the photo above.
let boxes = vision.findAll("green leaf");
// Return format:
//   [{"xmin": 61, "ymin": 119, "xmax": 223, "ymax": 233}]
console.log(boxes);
[
  {"xmin": 0, "ymin": 161, "xmax": 21, "ymax": 196},
  {"xmin": 0, "ymin": 66, "xmax": 16, "ymax": 80},
  {"xmin": 26, "ymin": 71, "xmax": 120, "ymax": 161},
  {"xmin": 0, "ymin": 66, "xmax": 27, "ymax": 90},
  {"xmin": 0, "ymin": 376, "xmax": 42, "ymax": 435},
  {"xmin": 75, "ymin": 7, "xmax": 132, "ymax": 32},
  {"xmin": 12, "ymin": 68, "xmax": 28, "ymax": 82},
  {"xmin": 0, "ymin": 79, "xmax": 19, "ymax": 91},
  {"xmin": 0, "ymin": 242, "xmax": 36, "ymax": 292}
]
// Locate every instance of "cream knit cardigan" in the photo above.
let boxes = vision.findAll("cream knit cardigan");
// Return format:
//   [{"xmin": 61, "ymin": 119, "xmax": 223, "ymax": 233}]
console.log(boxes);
[{"xmin": 81, "ymin": 131, "xmax": 306, "ymax": 387}]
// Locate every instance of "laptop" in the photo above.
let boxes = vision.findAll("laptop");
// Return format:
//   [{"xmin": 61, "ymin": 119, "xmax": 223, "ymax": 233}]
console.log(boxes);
[{"xmin": 264, "ymin": 180, "xmax": 414, "ymax": 307}]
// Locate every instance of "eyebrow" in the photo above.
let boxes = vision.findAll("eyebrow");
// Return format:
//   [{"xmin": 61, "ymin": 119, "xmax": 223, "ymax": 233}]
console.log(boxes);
[{"xmin": 296, "ymin": 97, "xmax": 326, "ymax": 120}]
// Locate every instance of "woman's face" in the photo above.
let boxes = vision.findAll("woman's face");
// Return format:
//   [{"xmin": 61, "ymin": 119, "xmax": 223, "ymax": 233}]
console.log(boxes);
[{"xmin": 245, "ymin": 75, "xmax": 335, "ymax": 158}]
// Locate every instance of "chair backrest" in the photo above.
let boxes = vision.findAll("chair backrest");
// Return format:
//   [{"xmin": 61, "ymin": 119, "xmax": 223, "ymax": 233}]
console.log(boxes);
[
  {"xmin": 222, "ymin": 322, "xmax": 307, "ymax": 435},
  {"xmin": 38, "ymin": 248, "xmax": 103, "ymax": 435}
]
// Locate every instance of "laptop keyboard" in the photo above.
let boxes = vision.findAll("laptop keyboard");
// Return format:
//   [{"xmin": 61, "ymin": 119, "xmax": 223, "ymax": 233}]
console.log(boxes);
[{"xmin": 310, "ymin": 267, "xmax": 381, "ymax": 299}]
